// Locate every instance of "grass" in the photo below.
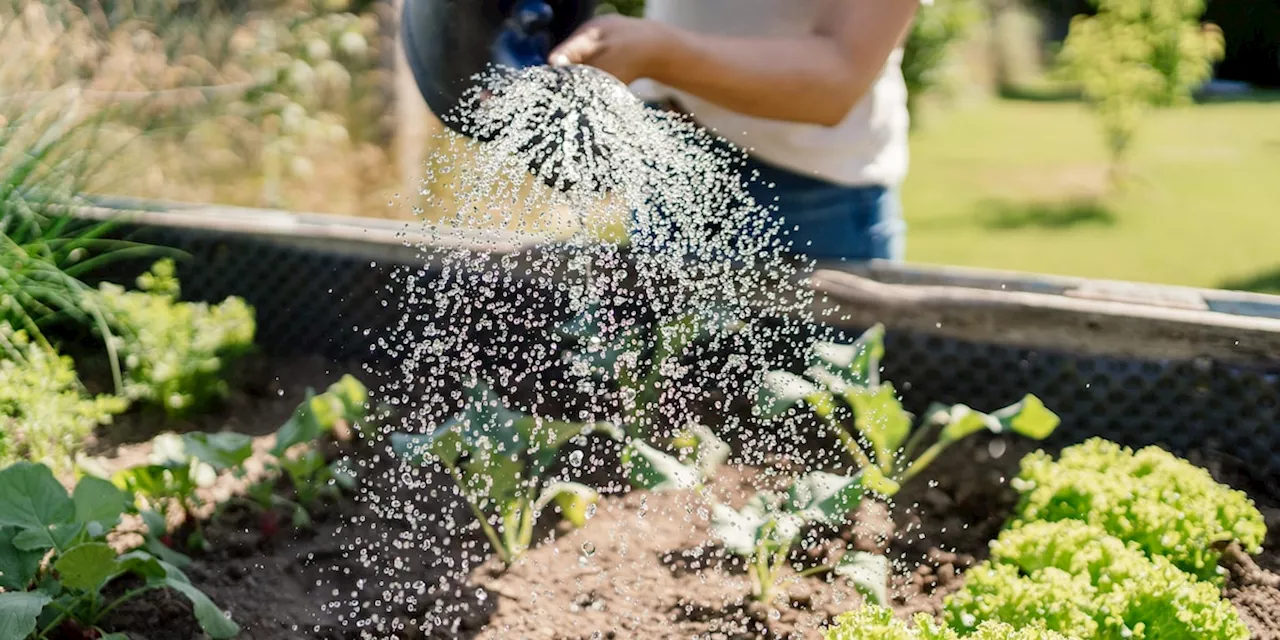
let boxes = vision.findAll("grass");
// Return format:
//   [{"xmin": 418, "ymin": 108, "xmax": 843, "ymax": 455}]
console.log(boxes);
[{"xmin": 901, "ymin": 95, "xmax": 1280, "ymax": 292}]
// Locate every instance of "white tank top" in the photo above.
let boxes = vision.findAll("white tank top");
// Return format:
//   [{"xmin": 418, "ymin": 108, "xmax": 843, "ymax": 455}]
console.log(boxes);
[{"xmin": 629, "ymin": 0, "xmax": 918, "ymax": 188}]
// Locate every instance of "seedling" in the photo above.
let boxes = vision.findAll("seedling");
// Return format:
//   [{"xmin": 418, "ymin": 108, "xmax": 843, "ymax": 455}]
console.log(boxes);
[
  {"xmin": 0, "ymin": 461, "xmax": 237, "ymax": 639},
  {"xmin": 390, "ymin": 383, "xmax": 621, "ymax": 564},
  {"xmin": 757, "ymin": 324, "xmax": 1060, "ymax": 491}
]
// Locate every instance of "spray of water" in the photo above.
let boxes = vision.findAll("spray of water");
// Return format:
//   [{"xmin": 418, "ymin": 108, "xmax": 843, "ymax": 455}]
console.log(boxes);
[{"xmin": 335, "ymin": 65, "xmax": 863, "ymax": 637}]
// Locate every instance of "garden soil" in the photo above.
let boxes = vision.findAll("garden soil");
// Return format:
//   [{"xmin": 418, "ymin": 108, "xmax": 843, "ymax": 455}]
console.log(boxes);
[{"xmin": 81, "ymin": 358, "xmax": 1280, "ymax": 640}]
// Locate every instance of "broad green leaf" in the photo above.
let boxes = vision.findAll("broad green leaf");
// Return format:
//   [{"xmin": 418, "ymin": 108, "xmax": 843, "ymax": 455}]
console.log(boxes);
[
  {"xmin": 844, "ymin": 384, "xmax": 913, "ymax": 473},
  {"xmin": 710, "ymin": 502, "xmax": 768, "ymax": 557},
  {"xmin": 811, "ymin": 324, "xmax": 885, "ymax": 387},
  {"xmin": 757, "ymin": 371, "xmax": 834, "ymax": 419},
  {"xmin": 536, "ymin": 482, "xmax": 598, "ymax": 528},
  {"xmin": 934, "ymin": 404, "xmax": 1000, "ymax": 444},
  {"xmin": 13, "ymin": 522, "xmax": 83, "ymax": 553},
  {"xmin": 0, "ymin": 591, "xmax": 51, "ymax": 639},
  {"xmin": 389, "ymin": 428, "xmax": 465, "ymax": 467},
  {"xmin": 0, "ymin": 526, "xmax": 43, "ymax": 590},
  {"xmin": 116, "ymin": 550, "xmax": 167, "ymax": 580},
  {"xmin": 54, "ymin": 542, "xmax": 119, "ymax": 591},
  {"xmin": 73, "ymin": 476, "xmax": 130, "ymax": 532},
  {"xmin": 673, "ymin": 424, "xmax": 731, "ymax": 477},
  {"xmin": 786, "ymin": 471, "xmax": 867, "ymax": 526},
  {"xmin": 161, "ymin": 577, "xmax": 240, "ymax": 638},
  {"xmin": 460, "ymin": 437, "xmax": 525, "ymax": 507},
  {"xmin": 326, "ymin": 375, "xmax": 369, "ymax": 420},
  {"xmin": 182, "ymin": 432, "xmax": 253, "ymax": 470},
  {"xmin": 622, "ymin": 440, "xmax": 702, "ymax": 491},
  {"xmin": 271, "ymin": 389, "xmax": 324, "ymax": 457},
  {"xmin": 833, "ymin": 551, "xmax": 889, "ymax": 606},
  {"xmin": 994, "ymin": 394, "xmax": 1060, "ymax": 440},
  {"xmin": 0, "ymin": 462, "xmax": 74, "ymax": 532}
]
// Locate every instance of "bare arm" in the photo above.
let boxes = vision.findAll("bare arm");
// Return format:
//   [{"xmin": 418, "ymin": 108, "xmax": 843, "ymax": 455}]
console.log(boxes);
[{"xmin": 549, "ymin": 0, "xmax": 922, "ymax": 127}]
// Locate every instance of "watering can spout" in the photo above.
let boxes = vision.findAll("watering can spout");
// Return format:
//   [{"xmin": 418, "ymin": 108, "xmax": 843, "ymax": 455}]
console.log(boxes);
[{"xmin": 401, "ymin": 0, "xmax": 597, "ymax": 136}]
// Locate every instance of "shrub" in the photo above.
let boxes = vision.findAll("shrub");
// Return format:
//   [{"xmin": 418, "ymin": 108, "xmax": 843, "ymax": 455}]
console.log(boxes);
[
  {"xmin": 0, "ymin": 328, "xmax": 126, "ymax": 467},
  {"xmin": 945, "ymin": 520, "xmax": 1250, "ymax": 639},
  {"xmin": 93, "ymin": 259, "xmax": 256, "ymax": 417},
  {"xmin": 1011, "ymin": 437, "xmax": 1266, "ymax": 581},
  {"xmin": 826, "ymin": 604, "xmax": 1071, "ymax": 640},
  {"xmin": 902, "ymin": 0, "xmax": 981, "ymax": 125}
]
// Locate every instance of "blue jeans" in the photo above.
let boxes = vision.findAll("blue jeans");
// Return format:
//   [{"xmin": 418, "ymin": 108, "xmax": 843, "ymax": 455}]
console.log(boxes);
[
  {"xmin": 745, "ymin": 156, "xmax": 906, "ymax": 263},
  {"xmin": 630, "ymin": 105, "xmax": 907, "ymax": 264}
]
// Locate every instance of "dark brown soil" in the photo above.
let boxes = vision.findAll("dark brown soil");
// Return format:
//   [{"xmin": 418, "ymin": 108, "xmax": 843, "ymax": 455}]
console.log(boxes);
[{"xmin": 76, "ymin": 358, "xmax": 1280, "ymax": 640}]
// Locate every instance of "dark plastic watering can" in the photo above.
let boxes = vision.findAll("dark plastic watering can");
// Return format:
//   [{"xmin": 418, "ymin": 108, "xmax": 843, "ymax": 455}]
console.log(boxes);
[{"xmin": 401, "ymin": 0, "xmax": 598, "ymax": 136}]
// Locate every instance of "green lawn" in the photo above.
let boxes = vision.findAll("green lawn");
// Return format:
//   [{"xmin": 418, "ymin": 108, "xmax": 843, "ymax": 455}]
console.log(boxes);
[{"xmin": 901, "ymin": 96, "xmax": 1280, "ymax": 292}]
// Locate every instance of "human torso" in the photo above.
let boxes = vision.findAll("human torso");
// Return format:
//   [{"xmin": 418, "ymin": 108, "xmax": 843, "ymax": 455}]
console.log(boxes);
[{"xmin": 632, "ymin": 0, "xmax": 912, "ymax": 188}]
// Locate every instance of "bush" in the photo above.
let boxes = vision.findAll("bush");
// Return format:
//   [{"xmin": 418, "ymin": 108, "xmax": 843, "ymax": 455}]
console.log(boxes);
[
  {"xmin": 826, "ymin": 603, "xmax": 1070, "ymax": 639},
  {"xmin": 0, "ymin": 328, "xmax": 126, "ymax": 467},
  {"xmin": 945, "ymin": 520, "xmax": 1250, "ymax": 639},
  {"xmin": 93, "ymin": 259, "xmax": 256, "ymax": 417},
  {"xmin": 1011, "ymin": 437, "xmax": 1266, "ymax": 581},
  {"xmin": 902, "ymin": 0, "xmax": 981, "ymax": 125}
]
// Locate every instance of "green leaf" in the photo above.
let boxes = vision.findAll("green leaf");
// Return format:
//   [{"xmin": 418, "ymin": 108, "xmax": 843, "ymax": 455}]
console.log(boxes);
[
  {"xmin": 757, "ymin": 371, "xmax": 834, "ymax": 419},
  {"xmin": 161, "ymin": 577, "xmax": 239, "ymax": 638},
  {"xmin": 674, "ymin": 424, "xmax": 731, "ymax": 477},
  {"xmin": 536, "ymin": 482, "xmax": 598, "ymax": 528},
  {"xmin": 811, "ymin": 324, "xmax": 885, "ymax": 387},
  {"xmin": 13, "ymin": 522, "xmax": 83, "ymax": 553},
  {"xmin": 932, "ymin": 403, "xmax": 997, "ymax": 444},
  {"xmin": 0, "ymin": 526, "xmax": 43, "ymax": 591},
  {"xmin": 710, "ymin": 501, "xmax": 770, "ymax": 557},
  {"xmin": 0, "ymin": 591, "xmax": 51, "ymax": 639},
  {"xmin": 389, "ymin": 429, "xmax": 464, "ymax": 467},
  {"xmin": 181, "ymin": 432, "xmax": 253, "ymax": 471},
  {"xmin": 786, "ymin": 471, "xmax": 868, "ymax": 526},
  {"xmin": 994, "ymin": 394, "xmax": 1060, "ymax": 440},
  {"xmin": 271, "ymin": 389, "xmax": 324, "ymax": 457},
  {"xmin": 833, "ymin": 551, "xmax": 889, "ymax": 607},
  {"xmin": 54, "ymin": 542, "xmax": 120, "ymax": 591},
  {"xmin": 622, "ymin": 440, "xmax": 702, "ymax": 491},
  {"xmin": 0, "ymin": 462, "xmax": 75, "ymax": 532},
  {"xmin": 326, "ymin": 374, "xmax": 368, "ymax": 421},
  {"xmin": 73, "ymin": 476, "xmax": 130, "ymax": 533},
  {"xmin": 844, "ymin": 384, "xmax": 913, "ymax": 474}
]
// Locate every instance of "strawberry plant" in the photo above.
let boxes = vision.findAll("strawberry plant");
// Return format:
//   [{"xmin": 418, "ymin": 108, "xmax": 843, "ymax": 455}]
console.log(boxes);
[
  {"xmin": 111, "ymin": 431, "xmax": 254, "ymax": 551},
  {"xmin": 757, "ymin": 324, "xmax": 1060, "ymax": 492},
  {"xmin": 92, "ymin": 259, "xmax": 256, "ymax": 418},
  {"xmin": 390, "ymin": 382, "xmax": 621, "ymax": 564},
  {"xmin": 0, "ymin": 461, "xmax": 237, "ymax": 639}
]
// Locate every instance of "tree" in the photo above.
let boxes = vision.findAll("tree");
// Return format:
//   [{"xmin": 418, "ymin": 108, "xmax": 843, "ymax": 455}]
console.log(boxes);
[{"xmin": 1057, "ymin": 0, "xmax": 1224, "ymax": 184}]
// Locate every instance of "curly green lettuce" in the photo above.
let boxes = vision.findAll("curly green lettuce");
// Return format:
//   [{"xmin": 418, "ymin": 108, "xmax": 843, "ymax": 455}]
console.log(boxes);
[
  {"xmin": 945, "ymin": 520, "xmax": 1250, "ymax": 640},
  {"xmin": 1011, "ymin": 438, "xmax": 1265, "ymax": 581},
  {"xmin": 826, "ymin": 604, "xmax": 1073, "ymax": 640}
]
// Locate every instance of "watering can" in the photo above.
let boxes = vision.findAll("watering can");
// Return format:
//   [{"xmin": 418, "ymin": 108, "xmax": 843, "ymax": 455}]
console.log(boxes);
[{"xmin": 401, "ymin": 0, "xmax": 598, "ymax": 137}]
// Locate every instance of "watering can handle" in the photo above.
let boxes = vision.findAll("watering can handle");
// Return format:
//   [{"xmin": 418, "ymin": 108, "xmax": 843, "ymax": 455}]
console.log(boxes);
[{"xmin": 492, "ymin": 0, "xmax": 558, "ymax": 68}]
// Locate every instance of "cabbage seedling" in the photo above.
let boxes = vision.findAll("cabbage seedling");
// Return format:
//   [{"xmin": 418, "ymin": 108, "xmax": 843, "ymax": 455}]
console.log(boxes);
[
  {"xmin": 390, "ymin": 383, "xmax": 621, "ymax": 564},
  {"xmin": 711, "ymin": 471, "xmax": 883, "ymax": 604},
  {"xmin": 757, "ymin": 324, "xmax": 1060, "ymax": 491}
]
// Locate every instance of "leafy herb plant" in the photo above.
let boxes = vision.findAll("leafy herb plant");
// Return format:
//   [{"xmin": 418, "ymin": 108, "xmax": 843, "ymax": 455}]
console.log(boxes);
[
  {"xmin": 0, "ymin": 327, "xmax": 126, "ymax": 467},
  {"xmin": 0, "ymin": 461, "xmax": 237, "ymax": 639},
  {"xmin": 757, "ymin": 324, "xmax": 1060, "ymax": 492},
  {"xmin": 92, "ymin": 259, "xmax": 256, "ymax": 417},
  {"xmin": 390, "ymin": 383, "xmax": 621, "ymax": 564}
]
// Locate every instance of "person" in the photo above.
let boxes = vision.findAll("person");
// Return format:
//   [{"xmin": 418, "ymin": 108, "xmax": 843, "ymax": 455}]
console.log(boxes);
[{"xmin": 547, "ymin": 0, "xmax": 928, "ymax": 263}]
